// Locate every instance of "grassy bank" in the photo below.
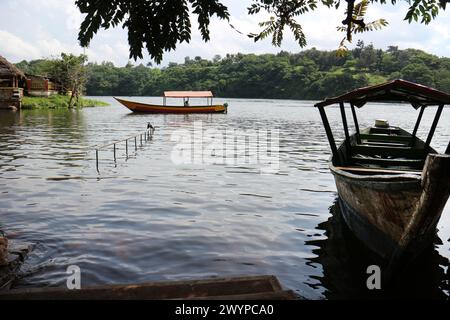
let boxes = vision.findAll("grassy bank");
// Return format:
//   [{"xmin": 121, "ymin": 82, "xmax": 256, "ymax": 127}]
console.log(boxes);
[{"xmin": 22, "ymin": 95, "xmax": 109, "ymax": 109}]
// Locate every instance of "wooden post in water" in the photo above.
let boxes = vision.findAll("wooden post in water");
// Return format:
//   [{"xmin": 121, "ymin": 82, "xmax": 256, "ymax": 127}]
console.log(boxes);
[
  {"xmin": 113, "ymin": 144, "xmax": 116, "ymax": 162},
  {"xmin": 96, "ymin": 149, "xmax": 99, "ymax": 172},
  {"xmin": 135, "ymin": 137, "xmax": 137, "ymax": 151},
  {"xmin": 126, "ymin": 139, "xmax": 128, "ymax": 157}
]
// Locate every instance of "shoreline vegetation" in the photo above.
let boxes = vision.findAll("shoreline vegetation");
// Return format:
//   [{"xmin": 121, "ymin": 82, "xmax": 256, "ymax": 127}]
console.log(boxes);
[
  {"xmin": 22, "ymin": 95, "xmax": 109, "ymax": 109},
  {"xmin": 15, "ymin": 44, "xmax": 450, "ymax": 100}
]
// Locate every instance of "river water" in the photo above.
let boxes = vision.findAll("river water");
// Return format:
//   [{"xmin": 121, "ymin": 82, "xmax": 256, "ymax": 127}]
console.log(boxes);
[{"xmin": 0, "ymin": 97, "xmax": 449, "ymax": 299}]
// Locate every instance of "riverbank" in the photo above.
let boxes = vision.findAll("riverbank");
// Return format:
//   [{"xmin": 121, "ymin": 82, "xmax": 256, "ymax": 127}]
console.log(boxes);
[
  {"xmin": 0, "ymin": 232, "xmax": 31, "ymax": 290},
  {"xmin": 22, "ymin": 95, "xmax": 109, "ymax": 109}
]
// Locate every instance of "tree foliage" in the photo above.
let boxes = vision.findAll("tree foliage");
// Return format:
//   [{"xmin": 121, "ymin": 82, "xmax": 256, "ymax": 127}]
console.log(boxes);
[
  {"xmin": 75, "ymin": 0, "xmax": 229, "ymax": 64},
  {"xmin": 75, "ymin": 0, "xmax": 447, "ymax": 64},
  {"xmin": 17, "ymin": 54, "xmax": 88, "ymax": 107},
  {"xmin": 18, "ymin": 46, "xmax": 449, "ymax": 100},
  {"xmin": 49, "ymin": 54, "xmax": 88, "ymax": 107}
]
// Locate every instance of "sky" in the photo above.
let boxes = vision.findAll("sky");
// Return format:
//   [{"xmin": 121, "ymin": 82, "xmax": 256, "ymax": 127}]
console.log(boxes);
[{"xmin": 0, "ymin": 0, "xmax": 449, "ymax": 67}]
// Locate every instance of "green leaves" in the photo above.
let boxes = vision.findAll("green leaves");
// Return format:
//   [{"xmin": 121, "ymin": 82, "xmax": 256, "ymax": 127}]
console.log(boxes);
[
  {"xmin": 247, "ymin": 0, "xmax": 316, "ymax": 47},
  {"xmin": 76, "ymin": 0, "xmax": 229, "ymax": 64},
  {"xmin": 404, "ymin": 0, "xmax": 443, "ymax": 24},
  {"xmin": 75, "ymin": 0, "xmax": 447, "ymax": 64}
]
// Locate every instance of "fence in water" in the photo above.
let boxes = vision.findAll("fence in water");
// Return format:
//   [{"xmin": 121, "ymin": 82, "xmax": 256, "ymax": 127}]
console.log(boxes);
[{"xmin": 94, "ymin": 128, "xmax": 155, "ymax": 173}]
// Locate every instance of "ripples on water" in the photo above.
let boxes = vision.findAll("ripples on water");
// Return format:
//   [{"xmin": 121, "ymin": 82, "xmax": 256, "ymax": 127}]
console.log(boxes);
[{"xmin": 0, "ymin": 98, "xmax": 448, "ymax": 299}]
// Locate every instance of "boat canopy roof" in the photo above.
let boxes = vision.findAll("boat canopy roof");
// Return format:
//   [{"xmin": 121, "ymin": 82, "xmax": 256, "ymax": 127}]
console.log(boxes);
[
  {"xmin": 163, "ymin": 91, "xmax": 213, "ymax": 98},
  {"xmin": 315, "ymin": 79, "xmax": 450, "ymax": 109}
]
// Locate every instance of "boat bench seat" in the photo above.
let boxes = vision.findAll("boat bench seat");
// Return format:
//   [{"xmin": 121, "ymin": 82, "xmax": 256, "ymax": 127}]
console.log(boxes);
[
  {"xmin": 359, "ymin": 133, "xmax": 413, "ymax": 144},
  {"xmin": 335, "ymin": 166, "xmax": 422, "ymax": 175},
  {"xmin": 351, "ymin": 156, "xmax": 425, "ymax": 169},
  {"xmin": 369, "ymin": 127, "xmax": 401, "ymax": 135},
  {"xmin": 352, "ymin": 145, "xmax": 427, "ymax": 159}
]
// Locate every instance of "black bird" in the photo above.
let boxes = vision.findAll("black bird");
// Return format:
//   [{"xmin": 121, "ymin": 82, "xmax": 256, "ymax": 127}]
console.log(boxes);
[{"xmin": 147, "ymin": 122, "xmax": 154, "ymax": 130}]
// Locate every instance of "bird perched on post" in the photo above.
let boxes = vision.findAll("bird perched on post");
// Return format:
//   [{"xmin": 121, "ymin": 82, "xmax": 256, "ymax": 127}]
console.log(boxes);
[{"xmin": 147, "ymin": 123, "xmax": 154, "ymax": 131}]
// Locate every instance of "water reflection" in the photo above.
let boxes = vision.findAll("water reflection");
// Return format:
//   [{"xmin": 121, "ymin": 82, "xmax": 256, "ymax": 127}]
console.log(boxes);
[
  {"xmin": 306, "ymin": 199, "xmax": 450, "ymax": 299},
  {"xmin": 0, "ymin": 99, "xmax": 449, "ymax": 299}
]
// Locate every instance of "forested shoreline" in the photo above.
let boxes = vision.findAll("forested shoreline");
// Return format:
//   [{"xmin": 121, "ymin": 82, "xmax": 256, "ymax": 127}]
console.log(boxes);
[{"xmin": 16, "ymin": 43, "xmax": 450, "ymax": 100}]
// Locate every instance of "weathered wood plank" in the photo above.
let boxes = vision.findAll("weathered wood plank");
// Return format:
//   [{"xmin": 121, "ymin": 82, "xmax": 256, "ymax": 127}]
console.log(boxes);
[
  {"xmin": 351, "ymin": 156, "xmax": 424, "ymax": 168},
  {"xmin": 334, "ymin": 166, "xmax": 422, "ymax": 175},
  {"xmin": 352, "ymin": 145, "xmax": 426, "ymax": 159},
  {"xmin": 0, "ymin": 275, "xmax": 291, "ymax": 300},
  {"xmin": 189, "ymin": 290, "xmax": 298, "ymax": 300},
  {"xmin": 359, "ymin": 134, "xmax": 412, "ymax": 143}
]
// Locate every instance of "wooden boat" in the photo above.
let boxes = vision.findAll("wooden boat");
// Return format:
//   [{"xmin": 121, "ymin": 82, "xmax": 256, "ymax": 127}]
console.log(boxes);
[
  {"xmin": 315, "ymin": 80, "xmax": 450, "ymax": 268},
  {"xmin": 114, "ymin": 91, "xmax": 227, "ymax": 114}
]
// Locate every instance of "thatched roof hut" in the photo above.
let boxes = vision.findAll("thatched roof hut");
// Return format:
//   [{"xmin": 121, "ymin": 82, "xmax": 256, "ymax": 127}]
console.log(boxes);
[
  {"xmin": 0, "ymin": 55, "xmax": 25, "ymax": 79},
  {"xmin": 0, "ymin": 55, "xmax": 25, "ymax": 89}
]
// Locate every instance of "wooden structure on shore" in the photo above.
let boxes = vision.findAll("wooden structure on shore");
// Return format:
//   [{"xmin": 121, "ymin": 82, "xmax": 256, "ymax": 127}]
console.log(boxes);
[
  {"xmin": 0, "ymin": 275, "xmax": 296, "ymax": 300},
  {"xmin": 315, "ymin": 79, "xmax": 450, "ymax": 271},
  {"xmin": 0, "ymin": 55, "xmax": 25, "ymax": 110},
  {"xmin": 25, "ymin": 74, "xmax": 62, "ymax": 97}
]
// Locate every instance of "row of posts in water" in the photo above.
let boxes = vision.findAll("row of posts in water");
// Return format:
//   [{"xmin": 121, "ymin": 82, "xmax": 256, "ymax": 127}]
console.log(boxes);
[{"xmin": 95, "ymin": 124, "xmax": 155, "ymax": 173}]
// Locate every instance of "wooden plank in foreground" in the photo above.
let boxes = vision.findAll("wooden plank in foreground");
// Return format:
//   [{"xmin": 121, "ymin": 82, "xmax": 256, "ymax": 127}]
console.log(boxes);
[{"xmin": 0, "ymin": 275, "xmax": 297, "ymax": 300}]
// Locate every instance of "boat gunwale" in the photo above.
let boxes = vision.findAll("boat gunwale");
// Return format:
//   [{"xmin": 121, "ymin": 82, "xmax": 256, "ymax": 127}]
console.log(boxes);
[{"xmin": 329, "ymin": 164, "xmax": 422, "ymax": 192}]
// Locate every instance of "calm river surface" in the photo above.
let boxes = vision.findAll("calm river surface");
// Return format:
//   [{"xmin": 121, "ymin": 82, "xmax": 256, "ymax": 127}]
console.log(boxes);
[{"xmin": 0, "ymin": 97, "xmax": 449, "ymax": 299}]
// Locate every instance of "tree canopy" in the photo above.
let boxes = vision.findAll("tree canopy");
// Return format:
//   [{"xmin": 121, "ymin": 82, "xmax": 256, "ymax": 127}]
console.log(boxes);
[
  {"xmin": 75, "ymin": 0, "xmax": 448, "ymax": 63},
  {"xmin": 17, "ymin": 53, "xmax": 88, "ymax": 107},
  {"xmin": 16, "ymin": 45, "xmax": 450, "ymax": 100}
]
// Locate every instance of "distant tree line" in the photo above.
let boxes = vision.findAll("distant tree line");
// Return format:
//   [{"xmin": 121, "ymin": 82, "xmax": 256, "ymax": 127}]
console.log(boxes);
[{"xmin": 16, "ymin": 43, "xmax": 450, "ymax": 100}]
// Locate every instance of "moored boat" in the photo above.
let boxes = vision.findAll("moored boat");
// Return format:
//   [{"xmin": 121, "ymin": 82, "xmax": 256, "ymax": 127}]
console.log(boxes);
[
  {"xmin": 114, "ymin": 91, "xmax": 227, "ymax": 114},
  {"xmin": 315, "ymin": 80, "xmax": 450, "ymax": 268}
]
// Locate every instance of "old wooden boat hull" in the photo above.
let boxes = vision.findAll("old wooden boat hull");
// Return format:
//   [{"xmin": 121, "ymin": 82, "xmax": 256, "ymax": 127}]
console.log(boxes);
[
  {"xmin": 114, "ymin": 97, "xmax": 227, "ymax": 114},
  {"xmin": 330, "ymin": 132, "xmax": 450, "ymax": 262}
]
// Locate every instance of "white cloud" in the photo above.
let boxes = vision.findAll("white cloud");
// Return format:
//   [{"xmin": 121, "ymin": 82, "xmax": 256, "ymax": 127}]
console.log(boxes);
[{"xmin": 0, "ymin": 30, "xmax": 41, "ymax": 60}]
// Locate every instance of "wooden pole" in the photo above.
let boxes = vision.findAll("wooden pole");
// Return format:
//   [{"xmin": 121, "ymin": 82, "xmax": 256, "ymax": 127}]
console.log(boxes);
[
  {"xmin": 126, "ymin": 139, "xmax": 128, "ymax": 157},
  {"xmin": 113, "ymin": 144, "xmax": 116, "ymax": 162},
  {"xmin": 425, "ymin": 104, "xmax": 444, "ymax": 150},
  {"xmin": 318, "ymin": 106, "xmax": 338, "ymax": 162},
  {"xmin": 96, "ymin": 149, "xmax": 99, "ymax": 172},
  {"xmin": 350, "ymin": 102, "xmax": 361, "ymax": 144},
  {"xmin": 340, "ymin": 102, "xmax": 352, "ymax": 160},
  {"xmin": 412, "ymin": 105, "xmax": 425, "ymax": 138}
]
